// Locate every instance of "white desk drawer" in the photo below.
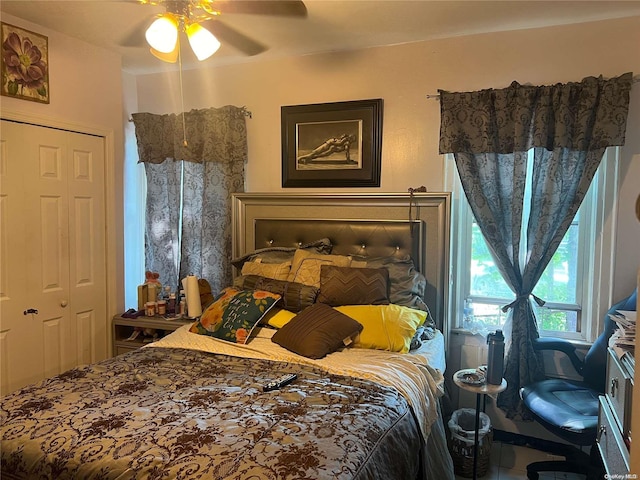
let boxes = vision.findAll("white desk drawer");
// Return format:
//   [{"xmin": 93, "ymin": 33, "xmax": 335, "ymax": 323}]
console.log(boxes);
[
  {"xmin": 597, "ymin": 396, "xmax": 630, "ymax": 476},
  {"xmin": 605, "ymin": 348, "xmax": 633, "ymax": 436}
]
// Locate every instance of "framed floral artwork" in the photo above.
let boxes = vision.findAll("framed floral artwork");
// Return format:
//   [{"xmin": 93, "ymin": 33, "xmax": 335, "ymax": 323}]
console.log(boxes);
[
  {"xmin": 281, "ymin": 99, "xmax": 383, "ymax": 187},
  {"xmin": 1, "ymin": 22, "xmax": 50, "ymax": 104}
]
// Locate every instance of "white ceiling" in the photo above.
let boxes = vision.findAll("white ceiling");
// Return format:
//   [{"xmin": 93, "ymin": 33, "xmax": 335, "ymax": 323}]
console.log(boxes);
[{"xmin": 2, "ymin": 0, "xmax": 640, "ymax": 75}]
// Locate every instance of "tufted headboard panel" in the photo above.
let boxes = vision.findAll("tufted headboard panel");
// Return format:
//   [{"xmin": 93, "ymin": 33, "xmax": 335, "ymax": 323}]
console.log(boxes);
[
  {"xmin": 232, "ymin": 193, "xmax": 451, "ymax": 332},
  {"xmin": 254, "ymin": 219, "xmax": 423, "ymax": 264}
]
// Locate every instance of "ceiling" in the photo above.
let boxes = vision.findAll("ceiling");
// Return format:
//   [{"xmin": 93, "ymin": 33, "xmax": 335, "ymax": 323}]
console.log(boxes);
[{"xmin": 2, "ymin": 0, "xmax": 640, "ymax": 75}]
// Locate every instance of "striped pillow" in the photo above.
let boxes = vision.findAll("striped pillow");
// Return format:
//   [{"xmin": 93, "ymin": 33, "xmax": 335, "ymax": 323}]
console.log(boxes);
[{"xmin": 233, "ymin": 275, "xmax": 319, "ymax": 313}]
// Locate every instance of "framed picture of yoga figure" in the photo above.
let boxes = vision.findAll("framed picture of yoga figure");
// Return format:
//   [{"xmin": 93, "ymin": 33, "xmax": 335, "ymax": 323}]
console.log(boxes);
[{"xmin": 281, "ymin": 98, "xmax": 383, "ymax": 187}]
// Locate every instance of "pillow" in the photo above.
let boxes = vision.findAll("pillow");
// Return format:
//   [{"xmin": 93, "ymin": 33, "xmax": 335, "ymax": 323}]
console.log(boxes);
[
  {"xmin": 189, "ymin": 287, "xmax": 281, "ymax": 344},
  {"xmin": 271, "ymin": 303, "xmax": 363, "ymax": 359},
  {"xmin": 409, "ymin": 325, "xmax": 437, "ymax": 350},
  {"xmin": 262, "ymin": 308, "xmax": 297, "ymax": 329},
  {"xmin": 350, "ymin": 255, "xmax": 435, "ymax": 328},
  {"xmin": 241, "ymin": 260, "xmax": 291, "ymax": 280},
  {"xmin": 197, "ymin": 278, "xmax": 215, "ymax": 310},
  {"xmin": 335, "ymin": 304, "xmax": 427, "ymax": 353},
  {"xmin": 317, "ymin": 265, "xmax": 390, "ymax": 306},
  {"xmin": 287, "ymin": 249, "xmax": 352, "ymax": 287},
  {"xmin": 231, "ymin": 238, "xmax": 332, "ymax": 269},
  {"xmin": 233, "ymin": 275, "xmax": 319, "ymax": 313}
]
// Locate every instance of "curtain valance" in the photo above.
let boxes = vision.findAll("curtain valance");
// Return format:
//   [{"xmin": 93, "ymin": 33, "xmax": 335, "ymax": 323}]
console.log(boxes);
[
  {"xmin": 132, "ymin": 105, "xmax": 248, "ymax": 164},
  {"xmin": 439, "ymin": 72, "xmax": 632, "ymax": 155}
]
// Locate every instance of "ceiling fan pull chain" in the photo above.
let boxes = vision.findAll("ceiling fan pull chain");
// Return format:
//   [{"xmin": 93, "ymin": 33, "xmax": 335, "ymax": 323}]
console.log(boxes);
[{"xmin": 178, "ymin": 42, "xmax": 188, "ymax": 147}]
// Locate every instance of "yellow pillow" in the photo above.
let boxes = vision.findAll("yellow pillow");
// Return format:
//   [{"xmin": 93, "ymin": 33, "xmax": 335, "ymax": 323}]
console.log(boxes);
[
  {"xmin": 287, "ymin": 249, "xmax": 351, "ymax": 287},
  {"xmin": 263, "ymin": 308, "xmax": 297, "ymax": 329},
  {"xmin": 335, "ymin": 304, "xmax": 427, "ymax": 353}
]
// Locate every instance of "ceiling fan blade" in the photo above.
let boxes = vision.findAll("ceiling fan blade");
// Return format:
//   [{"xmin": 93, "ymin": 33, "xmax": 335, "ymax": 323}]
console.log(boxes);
[
  {"xmin": 202, "ymin": 20, "xmax": 267, "ymax": 56},
  {"xmin": 210, "ymin": 1, "xmax": 307, "ymax": 17}
]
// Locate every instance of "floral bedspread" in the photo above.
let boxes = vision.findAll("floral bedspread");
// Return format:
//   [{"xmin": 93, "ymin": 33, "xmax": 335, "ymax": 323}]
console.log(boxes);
[{"xmin": 1, "ymin": 347, "xmax": 423, "ymax": 480}]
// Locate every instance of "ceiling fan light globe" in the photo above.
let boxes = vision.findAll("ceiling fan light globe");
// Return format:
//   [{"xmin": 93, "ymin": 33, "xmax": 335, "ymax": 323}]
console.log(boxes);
[
  {"xmin": 149, "ymin": 46, "xmax": 179, "ymax": 63},
  {"xmin": 186, "ymin": 23, "xmax": 221, "ymax": 61},
  {"xmin": 145, "ymin": 15, "xmax": 178, "ymax": 53}
]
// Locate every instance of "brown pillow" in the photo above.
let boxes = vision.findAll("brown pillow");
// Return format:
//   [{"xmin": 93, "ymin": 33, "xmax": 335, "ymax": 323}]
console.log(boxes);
[
  {"xmin": 271, "ymin": 303, "xmax": 363, "ymax": 359},
  {"xmin": 317, "ymin": 265, "xmax": 390, "ymax": 306},
  {"xmin": 233, "ymin": 275, "xmax": 319, "ymax": 313},
  {"xmin": 351, "ymin": 255, "xmax": 428, "ymax": 307}
]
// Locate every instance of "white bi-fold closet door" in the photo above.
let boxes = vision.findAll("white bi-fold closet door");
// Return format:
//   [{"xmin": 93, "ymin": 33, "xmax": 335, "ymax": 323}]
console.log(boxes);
[{"xmin": 0, "ymin": 119, "xmax": 107, "ymax": 395}]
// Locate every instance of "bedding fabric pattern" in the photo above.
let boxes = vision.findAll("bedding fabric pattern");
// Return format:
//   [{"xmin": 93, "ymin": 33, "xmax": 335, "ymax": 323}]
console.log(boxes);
[{"xmin": 2, "ymin": 346, "xmax": 427, "ymax": 480}]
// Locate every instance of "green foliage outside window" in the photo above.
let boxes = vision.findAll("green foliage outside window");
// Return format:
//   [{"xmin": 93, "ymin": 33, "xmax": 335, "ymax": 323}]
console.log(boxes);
[{"xmin": 469, "ymin": 220, "xmax": 580, "ymax": 333}]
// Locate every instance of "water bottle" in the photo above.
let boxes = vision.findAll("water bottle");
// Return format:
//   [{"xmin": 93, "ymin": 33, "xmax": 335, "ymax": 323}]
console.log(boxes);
[
  {"xmin": 486, "ymin": 330, "xmax": 505, "ymax": 385},
  {"xmin": 463, "ymin": 298, "xmax": 474, "ymax": 325}
]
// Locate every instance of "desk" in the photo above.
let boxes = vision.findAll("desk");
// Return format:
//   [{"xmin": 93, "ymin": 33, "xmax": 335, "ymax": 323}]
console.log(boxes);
[{"xmin": 453, "ymin": 368, "xmax": 507, "ymax": 479}]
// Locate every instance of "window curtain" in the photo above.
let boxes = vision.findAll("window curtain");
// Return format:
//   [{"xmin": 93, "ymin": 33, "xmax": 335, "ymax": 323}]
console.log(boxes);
[
  {"xmin": 438, "ymin": 73, "xmax": 632, "ymax": 418},
  {"xmin": 132, "ymin": 106, "xmax": 247, "ymax": 294}
]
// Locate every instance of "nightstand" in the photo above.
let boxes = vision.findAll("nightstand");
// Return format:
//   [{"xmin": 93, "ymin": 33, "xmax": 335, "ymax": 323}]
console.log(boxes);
[
  {"xmin": 112, "ymin": 315, "xmax": 193, "ymax": 356},
  {"xmin": 453, "ymin": 368, "xmax": 507, "ymax": 479}
]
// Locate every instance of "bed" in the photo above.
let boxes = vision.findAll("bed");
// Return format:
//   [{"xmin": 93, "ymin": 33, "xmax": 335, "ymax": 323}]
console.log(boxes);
[{"xmin": 1, "ymin": 192, "xmax": 453, "ymax": 480}]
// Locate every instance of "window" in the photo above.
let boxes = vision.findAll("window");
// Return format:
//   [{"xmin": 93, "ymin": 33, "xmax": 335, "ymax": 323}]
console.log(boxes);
[
  {"xmin": 123, "ymin": 122, "xmax": 146, "ymax": 310},
  {"xmin": 446, "ymin": 148, "xmax": 619, "ymax": 342}
]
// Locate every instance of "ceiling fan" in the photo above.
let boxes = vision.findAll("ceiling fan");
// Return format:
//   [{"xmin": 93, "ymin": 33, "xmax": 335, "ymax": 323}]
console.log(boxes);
[{"xmin": 127, "ymin": 0, "xmax": 307, "ymax": 63}]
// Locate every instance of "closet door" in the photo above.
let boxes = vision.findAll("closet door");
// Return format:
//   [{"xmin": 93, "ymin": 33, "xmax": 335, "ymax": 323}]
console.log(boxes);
[{"xmin": 0, "ymin": 120, "xmax": 106, "ymax": 395}]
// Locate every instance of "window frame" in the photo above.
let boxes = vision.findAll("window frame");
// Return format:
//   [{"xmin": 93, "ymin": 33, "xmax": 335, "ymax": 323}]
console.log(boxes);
[{"xmin": 445, "ymin": 148, "xmax": 619, "ymax": 343}]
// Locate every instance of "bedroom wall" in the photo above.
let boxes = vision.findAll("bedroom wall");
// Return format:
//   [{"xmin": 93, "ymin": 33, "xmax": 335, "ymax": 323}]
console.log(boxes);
[
  {"xmin": 132, "ymin": 16, "xmax": 640, "ymax": 302},
  {"xmin": 0, "ymin": 13, "xmax": 125, "ymax": 315}
]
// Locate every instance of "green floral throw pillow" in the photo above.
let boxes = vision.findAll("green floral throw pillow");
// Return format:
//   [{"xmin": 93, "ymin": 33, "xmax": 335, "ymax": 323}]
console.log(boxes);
[{"xmin": 190, "ymin": 287, "xmax": 281, "ymax": 344}]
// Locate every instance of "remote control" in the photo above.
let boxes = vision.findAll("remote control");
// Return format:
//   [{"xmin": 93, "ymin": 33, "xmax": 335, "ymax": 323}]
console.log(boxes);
[{"xmin": 263, "ymin": 373, "xmax": 298, "ymax": 392}]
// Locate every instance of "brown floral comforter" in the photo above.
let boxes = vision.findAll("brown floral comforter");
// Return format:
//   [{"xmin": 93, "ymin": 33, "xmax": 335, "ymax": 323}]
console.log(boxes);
[{"xmin": 1, "ymin": 347, "xmax": 423, "ymax": 480}]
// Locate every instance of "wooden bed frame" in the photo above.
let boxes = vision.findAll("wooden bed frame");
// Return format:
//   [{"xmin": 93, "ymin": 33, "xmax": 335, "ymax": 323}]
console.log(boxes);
[{"xmin": 231, "ymin": 192, "xmax": 451, "ymax": 334}]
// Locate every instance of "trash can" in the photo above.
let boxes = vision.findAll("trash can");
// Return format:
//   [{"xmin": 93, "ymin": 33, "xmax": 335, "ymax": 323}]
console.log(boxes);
[{"xmin": 447, "ymin": 408, "xmax": 493, "ymax": 478}]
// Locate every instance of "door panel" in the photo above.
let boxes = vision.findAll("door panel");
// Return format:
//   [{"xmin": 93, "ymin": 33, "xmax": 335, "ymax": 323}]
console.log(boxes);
[
  {"xmin": 39, "ymin": 195, "xmax": 66, "ymax": 291},
  {"xmin": 67, "ymin": 133, "xmax": 106, "ymax": 367},
  {"xmin": 0, "ymin": 120, "xmax": 34, "ymax": 394},
  {"xmin": 43, "ymin": 316, "xmax": 63, "ymax": 379},
  {"xmin": 0, "ymin": 120, "xmax": 106, "ymax": 394},
  {"xmin": 29, "ymin": 125, "xmax": 71, "ymax": 381}
]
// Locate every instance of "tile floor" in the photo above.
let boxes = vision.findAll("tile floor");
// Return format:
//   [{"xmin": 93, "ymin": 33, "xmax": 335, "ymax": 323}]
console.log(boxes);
[{"xmin": 454, "ymin": 440, "xmax": 587, "ymax": 480}]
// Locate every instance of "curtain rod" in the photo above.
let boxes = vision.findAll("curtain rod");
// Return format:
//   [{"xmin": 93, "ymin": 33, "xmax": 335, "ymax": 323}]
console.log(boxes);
[
  {"xmin": 426, "ymin": 74, "xmax": 640, "ymax": 100},
  {"xmin": 128, "ymin": 106, "xmax": 252, "ymax": 122}
]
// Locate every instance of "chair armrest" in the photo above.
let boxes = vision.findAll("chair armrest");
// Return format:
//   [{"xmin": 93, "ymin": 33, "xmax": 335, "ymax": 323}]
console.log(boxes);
[{"xmin": 533, "ymin": 337, "xmax": 585, "ymax": 376}]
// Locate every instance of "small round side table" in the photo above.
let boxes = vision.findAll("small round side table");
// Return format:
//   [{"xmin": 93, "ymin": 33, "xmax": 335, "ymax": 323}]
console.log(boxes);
[{"xmin": 453, "ymin": 368, "xmax": 507, "ymax": 479}]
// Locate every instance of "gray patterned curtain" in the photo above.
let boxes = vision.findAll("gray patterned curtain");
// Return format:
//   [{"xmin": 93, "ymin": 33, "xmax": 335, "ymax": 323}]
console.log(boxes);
[
  {"xmin": 439, "ymin": 73, "xmax": 632, "ymax": 418},
  {"xmin": 132, "ymin": 106, "xmax": 247, "ymax": 294}
]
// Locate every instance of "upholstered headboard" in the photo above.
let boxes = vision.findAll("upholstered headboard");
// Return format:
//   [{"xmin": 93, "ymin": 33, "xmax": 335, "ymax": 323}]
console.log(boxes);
[
  {"xmin": 231, "ymin": 193, "xmax": 451, "ymax": 332},
  {"xmin": 254, "ymin": 219, "xmax": 423, "ymax": 264}
]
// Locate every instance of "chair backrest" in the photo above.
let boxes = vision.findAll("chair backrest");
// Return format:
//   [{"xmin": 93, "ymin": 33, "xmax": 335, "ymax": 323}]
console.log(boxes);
[{"xmin": 583, "ymin": 289, "xmax": 637, "ymax": 393}]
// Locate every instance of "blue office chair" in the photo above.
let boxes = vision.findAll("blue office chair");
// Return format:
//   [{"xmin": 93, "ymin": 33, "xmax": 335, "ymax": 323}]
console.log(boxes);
[{"xmin": 520, "ymin": 289, "xmax": 637, "ymax": 480}]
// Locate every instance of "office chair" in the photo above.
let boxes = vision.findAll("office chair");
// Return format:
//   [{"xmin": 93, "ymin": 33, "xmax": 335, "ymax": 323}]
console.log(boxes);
[{"xmin": 520, "ymin": 289, "xmax": 637, "ymax": 480}]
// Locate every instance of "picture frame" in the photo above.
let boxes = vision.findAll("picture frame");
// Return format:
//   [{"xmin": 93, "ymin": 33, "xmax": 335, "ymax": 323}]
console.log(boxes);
[
  {"xmin": 1, "ymin": 22, "xmax": 50, "ymax": 104},
  {"xmin": 281, "ymin": 98, "xmax": 383, "ymax": 187}
]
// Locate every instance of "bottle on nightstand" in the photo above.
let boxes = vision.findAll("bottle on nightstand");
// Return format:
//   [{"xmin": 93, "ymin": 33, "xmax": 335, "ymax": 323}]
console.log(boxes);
[
  {"xmin": 486, "ymin": 330, "xmax": 505, "ymax": 385},
  {"xmin": 168, "ymin": 292, "xmax": 176, "ymax": 315}
]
